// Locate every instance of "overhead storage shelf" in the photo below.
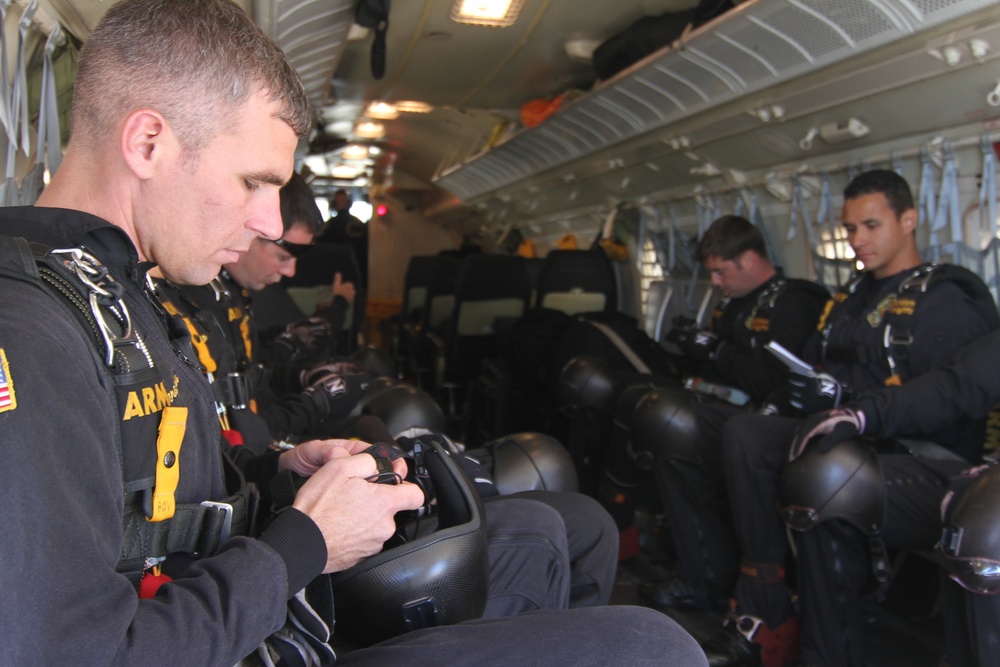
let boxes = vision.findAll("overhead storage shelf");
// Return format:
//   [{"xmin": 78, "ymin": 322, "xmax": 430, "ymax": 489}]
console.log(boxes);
[{"xmin": 434, "ymin": 0, "xmax": 997, "ymax": 202}]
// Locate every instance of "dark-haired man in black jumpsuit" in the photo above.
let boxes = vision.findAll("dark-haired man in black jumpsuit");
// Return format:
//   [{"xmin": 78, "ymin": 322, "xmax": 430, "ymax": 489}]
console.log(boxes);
[
  {"xmin": 626, "ymin": 215, "xmax": 827, "ymax": 617},
  {"xmin": 784, "ymin": 323, "xmax": 1000, "ymax": 667},
  {"xmin": 715, "ymin": 170, "xmax": 998, "ymax": 667}
]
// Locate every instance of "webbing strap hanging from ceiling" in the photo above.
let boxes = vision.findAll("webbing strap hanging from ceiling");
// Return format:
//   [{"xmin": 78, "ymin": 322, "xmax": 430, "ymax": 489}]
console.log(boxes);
[
  {"xmin": 930, "ymin": 142, "xmax": 962, "ymax": 249},
  {"xmin": 816, "ymin": 173, "xmax": 836, "ymax": 250},
  {"xmin": 733, "ymin": 189, "xmax": 745, "ymax": 218},
  {"xmin": 14, "ymin": 0, "xmax": 37, "ymax": 154},
  {"xmin": 665, "ymin": 200, "xmax": 680, "ymax": 272},
  {"xmin": 891, "ymin": 152, "xmax": 905, "ymax": 177},
  {"xmin": 789, "ymin": 177, "xmax": 818, "ymax": 246},
  {"xmin": 980, "ymin": 135, "xmax": 997, "ymax": 241},
  {"xmin": 20, "ymin": 21, "xmax": 61, "ymax": 205},
  {"xmin": 979, "ymin": 135, "xmax": 1000, "ymax": 302},
  {"xmin": 0, "ymin": 1, "xmax": 13, "ymax": 143},
  {"xmin": 695, "ymin": 189, "xmax": 713, "ymax": 240},
  {"xmin": 42, "ymin": 23, "xmax": 62, "ymax": 174},
  {"xmin": 918, "ymin": 146, "xmax": 937, "ymax": 232}
]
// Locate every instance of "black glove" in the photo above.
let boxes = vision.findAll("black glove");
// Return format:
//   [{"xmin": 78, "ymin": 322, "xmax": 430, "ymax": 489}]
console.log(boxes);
[
  {"xmin": 788, "ymin": 371, "xmax": 849, "ymax": 414},
  {"xmin": 664, "ymin": 316, "xmax": 698, "ymax": 347},
  {"xmin": 300, "ymin": 359, "xmax": 364, "ymax": 388},
  {"xmin": 302, "ymin": 373, "xmax": 367, "ymax": 421},
  {"xmin": 285, "ymin": 317, "xmax": 332, "ymax": 347},
  {"xmin": 788, "ymin": 405, "xmax": 867, "ymax": 461},
  {"xmin": 684, "ymin": 330, "xmax": 723, "ymax": 362}
]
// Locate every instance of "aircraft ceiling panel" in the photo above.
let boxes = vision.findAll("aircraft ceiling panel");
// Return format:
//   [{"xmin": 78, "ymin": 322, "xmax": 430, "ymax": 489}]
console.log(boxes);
[{"xmin": 435, "ymin": 0, "xmax": 999, "ymax": 204}]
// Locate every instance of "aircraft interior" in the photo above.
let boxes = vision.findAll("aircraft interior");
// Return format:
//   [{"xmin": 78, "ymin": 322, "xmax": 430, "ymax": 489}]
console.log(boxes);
[{"xmin": 4, "ymin": 0, "xmax": 1000, "ymax": 665}]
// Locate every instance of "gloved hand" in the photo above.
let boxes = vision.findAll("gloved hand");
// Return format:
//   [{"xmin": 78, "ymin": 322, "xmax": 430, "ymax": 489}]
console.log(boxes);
[
  {"xmin": 788, "ymin": 371, "xmax": 850, "ymax": 414},
  {"xmin": 303, "ymin": 373, "xmax": 367, "ymax": 421},
  {"xmin": 788, "ymin": 405, "xmax": 867, "ymax": 461},
  {"xmin": 665, "ymin": 316, "xmax": 698, "ymax": 347},
  {"xmin": 300, "ymin": 359, "xmax": 364, "ymax": 388},
  {"xmin": 285, "ymin": 317, "xmax": 332, "ymax": 347},
  {"xmin": 682, "ymin": 330, "xmax": 723, "ymax": 362}
]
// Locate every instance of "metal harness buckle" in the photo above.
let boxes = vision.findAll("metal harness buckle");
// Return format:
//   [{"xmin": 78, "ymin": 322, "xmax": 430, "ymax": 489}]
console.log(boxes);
[
  {"xmin": 199, "ymin": 501, "xmax": 234, "ymax": 547},
  {"xmin": 51, "ymin": 247, "xmax": 135, "ymax": 367}
]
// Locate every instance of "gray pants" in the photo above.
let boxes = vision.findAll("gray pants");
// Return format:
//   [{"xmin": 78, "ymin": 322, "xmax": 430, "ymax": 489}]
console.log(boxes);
[
  {"xmin": 483, "ymin": 491, "xmax": 618, "ymax": 614},
  {"xmin": 338, "ymin": 606, "xmax": 709, "ymax": 666}
]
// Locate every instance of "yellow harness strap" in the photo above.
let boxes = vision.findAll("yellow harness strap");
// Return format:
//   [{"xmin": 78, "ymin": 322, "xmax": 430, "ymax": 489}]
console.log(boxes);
[{"xmin": 149, "ymin": 406, "xmax": 187, "ymax": 522}]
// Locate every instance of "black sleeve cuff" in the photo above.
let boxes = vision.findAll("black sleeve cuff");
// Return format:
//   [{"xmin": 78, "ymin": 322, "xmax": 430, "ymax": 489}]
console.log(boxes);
[{"xmin": 259, "ymin": 507, "xmax": 327, "ymax": 598}]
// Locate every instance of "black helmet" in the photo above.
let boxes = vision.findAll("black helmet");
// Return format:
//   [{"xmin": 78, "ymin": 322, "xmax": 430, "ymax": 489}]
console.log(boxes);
[
  {"xmin": 351, "ymin": 345, "xmax": 396, "ymax": 378},
  {"xmin": 628, "ymin": 387, "xmax": 699, "ymax": 468},
  {"xmin": 555, "ymin": 356, "xmax": 616, "ymax": 412},
  {"xmin": 940, "ymin": 464, "xmax": 1000, "ymax": 595},
  {"xmin": 778, "ymin": 439, "xmax": 884, "ymax": 536},
  {"xmin": 363, "ymin": 384, "xmax": 447, "ymax": 436},
  {"xmin": 482, "ymin": 432, "xmax": 579, "ymax": 494},
  {"xmin": 329, "ymin": 439, "xmax": 489, "ymax": 646}
]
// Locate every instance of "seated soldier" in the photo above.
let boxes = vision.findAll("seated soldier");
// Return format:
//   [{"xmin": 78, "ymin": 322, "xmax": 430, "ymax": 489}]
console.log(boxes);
[
  {"xmin": 161, "ymin": 172, "xmax": 622, "ymax": 612},
  {"xmin": 713, "ymin": 170, "xmax": 999, "ymax": 667},
  {"xmin": 565, "ymin": 215, "xmax": 826, "ymax": 609},
  {"xmin": 782, "ymin": 328, "xmax": 1000, "ymax": 667}
]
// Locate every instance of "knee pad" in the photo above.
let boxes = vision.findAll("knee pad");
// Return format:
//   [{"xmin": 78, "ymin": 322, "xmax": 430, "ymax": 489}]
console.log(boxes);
[
  {"xmin": 362, "ymin": 384, "xmax": 447, "ymax": 436},
  {"xmin": 485, "ymin": 432, "xmax": 579, "ymax": 494},
  {"xmin": 629, "ymin": 387, "xmax": 700, "ymax": 468},
  {"xmin": 556, "ymin": 356, "xmax": 617, "ymax": 412},
  {"xmin": 778, "ymin": 439, "xmax": 885, "ymax": 536},
  {"xmin": 940, "ymin": 463, "xmax": 1000, "ymax": 594}
]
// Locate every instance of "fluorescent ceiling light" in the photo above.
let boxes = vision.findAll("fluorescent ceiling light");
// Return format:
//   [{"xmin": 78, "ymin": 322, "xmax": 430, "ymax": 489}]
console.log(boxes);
[
  {"xmin": 366, "ymin": 101, "xmax": 399, "ymax": 120},
  {"xmin": 330, "ymin": 164, "xmax": 360, "ymax": 180},
  {"xmin": 303, "ymin": 155, "xmax": 331, "ymax": 177},
  {"xmin": 355, "ymin": 121, "xmax": 385, "ymax": 139},
  {"xmin": 341, "ymin": 144, "xmax": 370, "ymax": 160},
  {"xmin": 396, "ymin": 100, "xmax": 434, "ymax": 114},
  {"xmin": 450, "ymin": 0, "xmax": 525, "ymax": 27}
]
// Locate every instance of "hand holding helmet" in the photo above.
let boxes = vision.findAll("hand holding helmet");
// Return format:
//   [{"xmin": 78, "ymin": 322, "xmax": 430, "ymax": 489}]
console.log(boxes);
[{"xmin": 788, "ymin": 406, "xmax": 867, "ymax": 461}]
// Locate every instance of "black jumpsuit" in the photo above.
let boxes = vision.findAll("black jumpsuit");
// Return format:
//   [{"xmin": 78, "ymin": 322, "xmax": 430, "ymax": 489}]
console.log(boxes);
[
  {"xmin": 804, "ymin": 328, "xmax": 1000, "ymax": 667},
  {"xmin": 720, "ymin": 266, "xmax": 998, "ymax": 665},
  {"xmin": 649, "ymin": 274, "xmax": 828, "ymax": 595}
]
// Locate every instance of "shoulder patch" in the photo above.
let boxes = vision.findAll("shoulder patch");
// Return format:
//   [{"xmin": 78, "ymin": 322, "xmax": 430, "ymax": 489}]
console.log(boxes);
[{"xmin": 0, "ymin": 348, "xmax": 17, "ymax": 413}]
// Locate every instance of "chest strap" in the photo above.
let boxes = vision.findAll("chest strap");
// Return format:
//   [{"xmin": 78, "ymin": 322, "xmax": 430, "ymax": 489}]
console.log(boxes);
[{"xmin": 1, "ymin": 236, "xmax": 260, "ymax": 590}]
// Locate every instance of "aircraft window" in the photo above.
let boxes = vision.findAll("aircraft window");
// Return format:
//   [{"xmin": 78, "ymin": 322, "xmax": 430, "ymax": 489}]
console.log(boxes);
[
  {"xmin": 815, "ymin": 224, "xmax": 854, "ymax": 263},
  {"xmin": 639, "ymin": 238, "xmax": 665, "ymax": 318}
]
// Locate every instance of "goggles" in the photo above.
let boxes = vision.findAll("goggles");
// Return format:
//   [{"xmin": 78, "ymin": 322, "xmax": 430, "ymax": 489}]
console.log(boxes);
[
  {"xmin": 269, "ymin": 237, "xmax": 314, "ymax": 258},
  {"xmin": 940, "ymin": 549, "xmax": 1000, "ymax": 595}
]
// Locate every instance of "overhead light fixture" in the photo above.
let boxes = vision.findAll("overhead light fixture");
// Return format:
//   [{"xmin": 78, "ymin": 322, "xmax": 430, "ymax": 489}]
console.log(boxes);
[
  {"xmin": 368, "ymin": 145, "xmax": 383, "ymax": 156},
  {"xmin": 563, "ymin": 39, "xmax": 601, "ymax": 64},
  {"xmin": 341, "ymin": 144, "xmax": 370, "ymax": 160},
  {"xmin": 355, "ymin": 121, "xmax": 385, "ymax": 139},
  {"xmin": 303, "ymin": 154, "xmax": 331, "ymax": 177},
  {"xmin": 396, "ymin": 100, "xmax": 434, "ymax": 114},
  {"xmin": 450, "ymin": 0, "xmax": 525, "ymax": 27},
  {"xmin": 330, "ymin": 164, "xmax": 360, "ymax": 180},
  {"xmin": 366, "ymin": 101, "xmax": 399, "ymax": 120}
]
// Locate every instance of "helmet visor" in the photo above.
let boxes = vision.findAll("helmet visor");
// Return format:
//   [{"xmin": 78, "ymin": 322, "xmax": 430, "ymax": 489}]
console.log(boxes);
[{"xmin": 940, "ymin": 549, "xmax": 1000, "ymax": 595}]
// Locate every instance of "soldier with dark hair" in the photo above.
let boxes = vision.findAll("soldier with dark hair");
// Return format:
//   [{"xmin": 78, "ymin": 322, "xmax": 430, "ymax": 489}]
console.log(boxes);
[{"xmin": 712, "ymin": 170, "xmax": 998, "ymax": 667}]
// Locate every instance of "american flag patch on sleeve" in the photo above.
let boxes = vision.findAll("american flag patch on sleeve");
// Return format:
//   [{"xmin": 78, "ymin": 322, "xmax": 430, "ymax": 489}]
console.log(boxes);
[{"xmin": 0, "ymin": 348, "xmax": 16, "ymax": 412}]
